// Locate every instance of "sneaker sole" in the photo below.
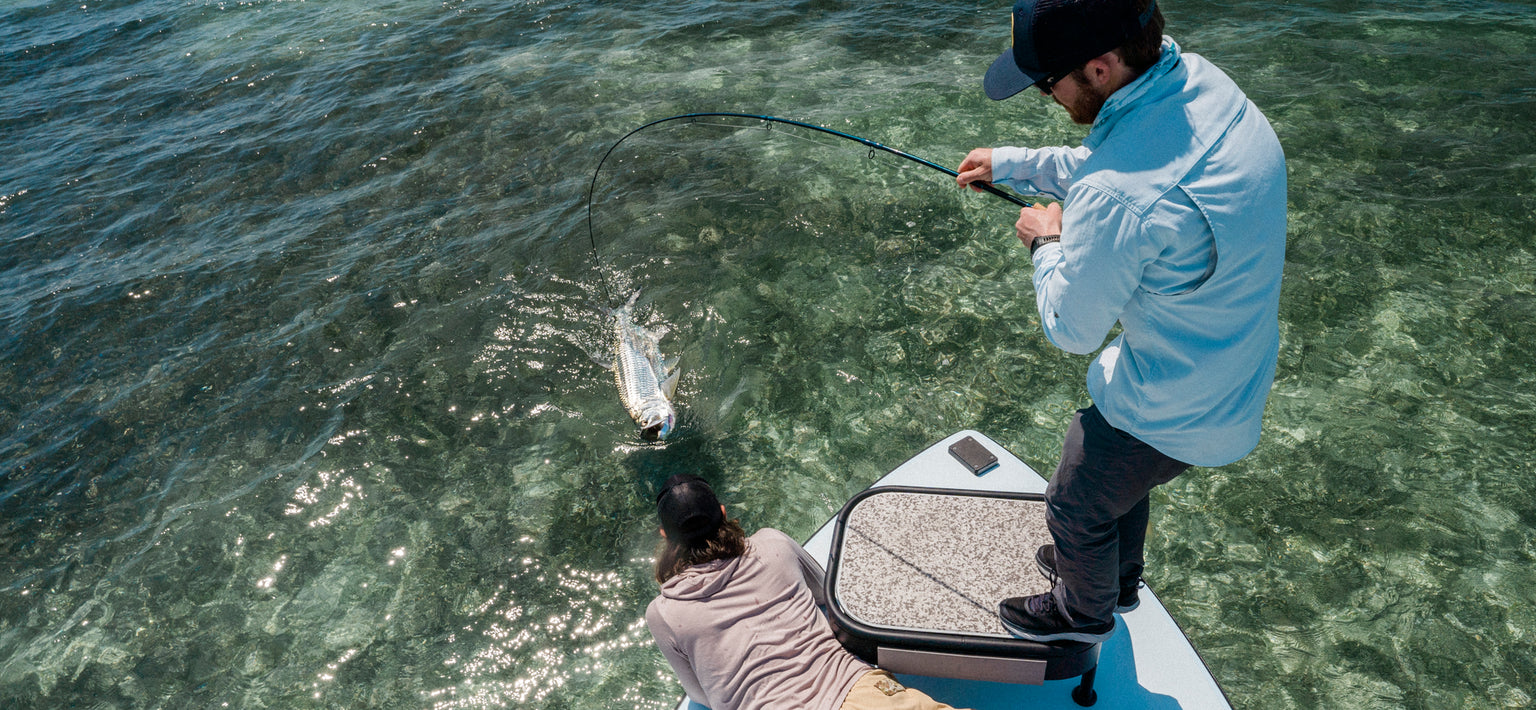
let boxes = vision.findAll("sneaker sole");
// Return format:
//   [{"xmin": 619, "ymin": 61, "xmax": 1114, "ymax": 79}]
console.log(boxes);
[{"xmin": 998, "ymin": 610, "xmax": 1116, "ymax": 644}]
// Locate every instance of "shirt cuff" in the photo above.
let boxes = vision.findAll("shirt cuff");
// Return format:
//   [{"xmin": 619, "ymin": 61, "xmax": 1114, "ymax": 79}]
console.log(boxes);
[{"xmin": 1030, "ymin": 239, "xmax": 1063, "ymax": 264}]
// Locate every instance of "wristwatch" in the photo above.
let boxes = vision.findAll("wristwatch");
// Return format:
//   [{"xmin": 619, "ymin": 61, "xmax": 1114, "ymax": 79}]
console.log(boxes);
[{"xmin": 1029, "ymin": 234, "xmax": 1061, "ymax": 256}]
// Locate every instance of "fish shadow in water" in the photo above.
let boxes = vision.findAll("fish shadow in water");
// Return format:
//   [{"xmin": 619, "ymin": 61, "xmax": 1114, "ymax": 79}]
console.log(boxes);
[{"xmin": 619, "ymin": 434, "xmax": 726, "ymax": 501}]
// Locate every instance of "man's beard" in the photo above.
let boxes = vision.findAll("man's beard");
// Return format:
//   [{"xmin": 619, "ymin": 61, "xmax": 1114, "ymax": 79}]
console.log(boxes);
[{"xmin": 1061, "ymin": 71, "xmax": 1111, "ymax": 125}]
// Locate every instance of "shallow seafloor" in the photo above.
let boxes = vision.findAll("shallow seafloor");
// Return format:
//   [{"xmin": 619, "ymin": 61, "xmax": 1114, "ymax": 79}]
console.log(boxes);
[{"xmin": 2, "ymin": 0, "xmax": 1534, "ymax": 708}]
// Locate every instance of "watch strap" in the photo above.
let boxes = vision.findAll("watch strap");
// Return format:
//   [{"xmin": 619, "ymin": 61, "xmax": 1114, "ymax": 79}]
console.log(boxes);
[{"xmin": 1029, "ymin": 234, "xmax": 1061, "ymax": 256}]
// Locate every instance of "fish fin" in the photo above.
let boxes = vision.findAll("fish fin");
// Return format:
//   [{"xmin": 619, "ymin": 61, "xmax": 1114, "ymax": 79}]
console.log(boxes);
[
  {"xmin": 610, "ymin": 291, "xmax": 640, "ymax": 321},
  {"xmin": 662, "ymin": 364, "xmax": 681, "ymax": 399}
]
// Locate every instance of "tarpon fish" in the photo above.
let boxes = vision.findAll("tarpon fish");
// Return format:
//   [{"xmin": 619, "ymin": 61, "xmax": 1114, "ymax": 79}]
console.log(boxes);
[{"xmin": 612, "ymin": 293, "xmax": 679, "ymax": 441}]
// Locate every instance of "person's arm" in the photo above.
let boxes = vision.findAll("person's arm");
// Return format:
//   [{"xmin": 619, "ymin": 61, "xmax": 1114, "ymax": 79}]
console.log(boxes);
[
  {"xmin": 788, "ymin": 536, "xmax": 828, "ymax": 608},
  {"xmin": 646, "ymin": 603, "xmax": 712, "ymax": 706},
  {"xmin": 994, "ymin": 145, "xmax": 1092, "ymax": 199},
  {"xmin": 958, "ymin": 146, "xmax": 1092, "ymax": 200},
  {"xmin": 1031, "ymin": 185, "xmax": 1152, "ymax": 354}
]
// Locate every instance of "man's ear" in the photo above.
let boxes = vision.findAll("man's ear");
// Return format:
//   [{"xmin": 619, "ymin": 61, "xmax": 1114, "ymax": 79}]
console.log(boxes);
[
  {"xmin": 1083, "ymin": 51, "xmax": 1131, "ymax": 90},
  {"xmin": 1082, "ymin": 54, "xmax": 1112, "ymax": 85},
  {"xmin": 659, "ymin": 527, "xmax": 667, "ymax": 539}
]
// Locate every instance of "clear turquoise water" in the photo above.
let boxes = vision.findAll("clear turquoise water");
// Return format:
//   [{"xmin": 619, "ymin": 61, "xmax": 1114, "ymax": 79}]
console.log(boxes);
[{"xmin": 2, "ymin": 0, "xmax": 1534, "ymax": 708}]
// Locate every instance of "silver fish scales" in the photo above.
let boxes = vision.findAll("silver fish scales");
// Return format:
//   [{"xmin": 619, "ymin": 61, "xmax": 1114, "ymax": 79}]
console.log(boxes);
[{"xmin": 612, "ymin": 294, "xmax": 678, "ymax": 440}]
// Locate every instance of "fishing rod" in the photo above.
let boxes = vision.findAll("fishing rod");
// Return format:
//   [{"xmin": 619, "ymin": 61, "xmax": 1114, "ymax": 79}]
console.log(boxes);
[{"xmin": 584, "ymin": 112, "xmax": 1031, "ymax": 303}]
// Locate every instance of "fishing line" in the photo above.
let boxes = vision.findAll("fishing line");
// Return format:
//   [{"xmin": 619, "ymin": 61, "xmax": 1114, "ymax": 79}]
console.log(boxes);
[{"xmin": 583, "ymin": 112, "xmax": 1031, "ymax": 305}]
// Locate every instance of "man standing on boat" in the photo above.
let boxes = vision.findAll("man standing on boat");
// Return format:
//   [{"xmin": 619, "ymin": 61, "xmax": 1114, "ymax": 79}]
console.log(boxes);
[{"xmin": 956, "ymin": 0, "xmax": 1286, "ymax": 643}]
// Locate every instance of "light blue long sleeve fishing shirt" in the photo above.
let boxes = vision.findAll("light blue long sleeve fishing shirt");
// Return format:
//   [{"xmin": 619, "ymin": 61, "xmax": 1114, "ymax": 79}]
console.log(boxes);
[{"xmin": 991, "ymin": 39, "xmax": 1287, "ymax": 467}]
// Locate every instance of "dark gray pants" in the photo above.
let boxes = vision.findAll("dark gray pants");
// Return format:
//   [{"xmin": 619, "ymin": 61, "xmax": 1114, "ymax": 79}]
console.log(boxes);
[{"xmin": 1045, "ymin": 405, "xmax": 1191, "ymax": 625}]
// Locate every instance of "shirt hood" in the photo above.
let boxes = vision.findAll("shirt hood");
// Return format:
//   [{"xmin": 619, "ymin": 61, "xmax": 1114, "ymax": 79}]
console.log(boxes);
[
  {"xmin": 658, "ymin": 555, "xmax": 744, "ymax": 601},
  {"xmin": 1085, "ymin": 37, "xmax": 1182, "ymax": 150}
]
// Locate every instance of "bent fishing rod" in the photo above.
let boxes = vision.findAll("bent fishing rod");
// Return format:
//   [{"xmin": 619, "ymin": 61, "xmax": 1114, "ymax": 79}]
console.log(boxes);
[{"xmin": 584, "ymin": 112, "xmax": 1032, "ymax": 303}]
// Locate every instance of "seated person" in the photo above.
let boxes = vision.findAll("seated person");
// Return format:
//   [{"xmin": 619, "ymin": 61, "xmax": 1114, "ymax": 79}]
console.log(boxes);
[{"xmin": 645, "ymin": 474, "xmax": 969, "ymax": 710}]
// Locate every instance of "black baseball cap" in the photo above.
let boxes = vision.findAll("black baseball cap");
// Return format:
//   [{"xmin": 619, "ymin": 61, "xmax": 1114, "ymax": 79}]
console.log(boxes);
[
  {"xmin": 984, "ymin": 0, "xmax": 1159, "ymax": 100},
  {"xmin": 656, "ymin": 474, "xmax": 725, "ymax": 545}
]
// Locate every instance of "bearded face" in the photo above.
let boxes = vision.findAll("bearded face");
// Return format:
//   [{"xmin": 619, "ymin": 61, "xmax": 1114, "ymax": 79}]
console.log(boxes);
[{"xmin": 1054, "ymin": 68, "xmax": 1112, "ymax": 125}]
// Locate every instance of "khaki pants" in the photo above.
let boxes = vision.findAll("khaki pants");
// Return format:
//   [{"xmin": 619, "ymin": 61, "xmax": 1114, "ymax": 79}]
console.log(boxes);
[{"xmin": 839, "ymin": 670, "xmax": 970, "ymax": 710}]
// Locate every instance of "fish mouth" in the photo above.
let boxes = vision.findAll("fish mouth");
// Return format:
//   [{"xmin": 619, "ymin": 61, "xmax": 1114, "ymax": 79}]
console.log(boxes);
[{"xmin": 638, "ymin": 407, "xmax": 676, "ymax": 441}]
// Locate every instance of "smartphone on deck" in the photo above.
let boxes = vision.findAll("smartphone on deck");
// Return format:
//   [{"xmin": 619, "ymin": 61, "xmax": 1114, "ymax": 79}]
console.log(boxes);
[{"xmin": 947, "ymin": 436, "xmax": 999, "ymax": 476}]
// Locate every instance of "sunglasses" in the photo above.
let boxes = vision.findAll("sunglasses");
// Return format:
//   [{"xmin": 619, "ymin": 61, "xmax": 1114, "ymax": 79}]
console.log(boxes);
[{"xmin": 1035, "ymin": 67, "xmax": 1080, "ymax": 96}]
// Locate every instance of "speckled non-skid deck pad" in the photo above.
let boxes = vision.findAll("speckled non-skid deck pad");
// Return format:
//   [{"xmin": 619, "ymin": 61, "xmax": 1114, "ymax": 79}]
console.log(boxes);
[{"xmin": 834, "ymin": 491, "xmax": 1053, "ymax": 638}]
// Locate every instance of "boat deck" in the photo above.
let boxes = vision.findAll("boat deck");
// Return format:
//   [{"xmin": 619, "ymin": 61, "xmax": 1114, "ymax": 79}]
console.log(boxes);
[{"xmin": 672, "ymin": 430, "xmax": 1231, "ymax": 710}]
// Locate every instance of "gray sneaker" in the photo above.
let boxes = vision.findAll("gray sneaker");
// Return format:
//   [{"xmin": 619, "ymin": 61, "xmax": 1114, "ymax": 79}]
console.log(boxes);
[{"xmin": 1034, "ymin": 544, "xmax": 1142, "ymax": 614}]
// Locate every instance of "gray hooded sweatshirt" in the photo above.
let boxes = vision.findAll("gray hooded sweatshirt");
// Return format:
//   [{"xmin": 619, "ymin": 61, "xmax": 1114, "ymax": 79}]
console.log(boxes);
[{"xmin": 646, "ymin": 528, "xmax": 869, "ymax": 710}]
